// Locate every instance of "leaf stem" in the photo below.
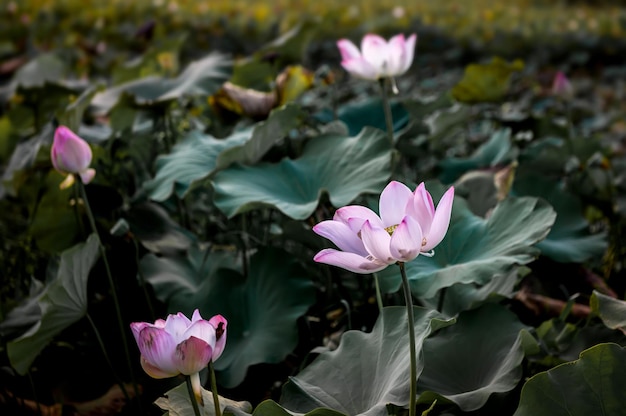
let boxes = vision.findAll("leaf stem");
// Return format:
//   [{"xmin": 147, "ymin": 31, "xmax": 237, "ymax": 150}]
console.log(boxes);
[
  {"xmin": 77, "ymin": 179, "xmax": 141, "ymax": 414},
  {"xmin": 398, "ymin": 262, "xmax": 417, "ymax": 416},
  {"xmin": 209, "ymin": 361, "xmax": 222, "ymax": 416},
  {"xmin": 379, "ymin": 78, "xmax": 395, "ymax": 147},
  {"xmin": 86, "ymin": 313, "xmax": 131, "ymax": 403},
  {"xmin": 186, "ymin": 375, "xmax": 202, "ymax": 416}
]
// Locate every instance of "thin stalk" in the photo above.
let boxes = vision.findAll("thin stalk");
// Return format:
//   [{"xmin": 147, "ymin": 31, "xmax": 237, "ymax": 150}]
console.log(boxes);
[
  {"xmin": 86, "ymin": 313, "xmax": 131, "ymax": 403},
  {"xmin": 398, "ymin": 262, "xmax": 417, "ymax": 416},
  {"xmin": 134, "ymin": 238, "xmax": 156, "ymax": 321},
  {"xmin": 77, "ymin": 179, "xmax": 141, "ymax": 414},
  {"xmin": 186, "ymin": 376, "xmax": 202, "ymax": 416},
  {"xmin": 373, "ymin": 273, "xmax": 384, "ymax": 313},
  {"xmin": 379, "ymin": 78, "xmax": 395, "ymax": 147},
  {"xmin": 209, "ymin": 361, "xmax": 222, "ymax": 416}
]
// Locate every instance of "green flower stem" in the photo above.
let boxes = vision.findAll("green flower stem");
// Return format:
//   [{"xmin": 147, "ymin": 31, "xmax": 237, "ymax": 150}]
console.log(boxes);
[
  {"xmin": 77, "ymin": 179, "xmax": 140, "ymax": 413},
  {"xmin": 209, "ymin": 361, "xmax": 222, "ymax": 416},
  {"xmin": 398, "ymin": 262, "xmax": 417, "ymax": 416},
  {"xmin": 373, "ymin": 272, "xmax": 384, "ymax": 313},
  {"xmin": 379, "ymin": 78, "xmax": 395, "ymax": 147},
  {"xmin": 86, "ymin": 313, "xmax": 131, "ymax": 404},
  {"xmin": 186, "ymin": 375, "xmax": 202, "ymax": 416}
]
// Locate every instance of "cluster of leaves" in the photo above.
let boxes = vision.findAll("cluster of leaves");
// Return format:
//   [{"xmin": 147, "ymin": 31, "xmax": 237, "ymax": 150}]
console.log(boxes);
[{"xmin": 2, "ymin": 3, "xmax": 626, "ymax": 416}]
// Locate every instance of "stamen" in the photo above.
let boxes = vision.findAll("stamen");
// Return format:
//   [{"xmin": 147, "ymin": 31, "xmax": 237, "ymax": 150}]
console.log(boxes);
[
  {"xmin": 385, "ymin": 224, "xmax": 398, "ymax": 236},
  {"xmin": 421, "ymin": 237, "xmax": 427, "ymax": 247}
]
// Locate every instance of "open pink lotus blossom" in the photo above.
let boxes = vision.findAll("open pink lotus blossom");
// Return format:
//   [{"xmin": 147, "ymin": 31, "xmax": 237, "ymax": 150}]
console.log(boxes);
[
  {"xmin": 313, "ymin": 181, "xmax": 454, "ymax": 274},
  {"xmin": 337, "ymin": 33, "xmax": 417, "ymax": 81},
  {"xmin": 130, "ymin": 310, "xmax": 227, "ymax": 402},
  {"xmin": 51, "ymin": 126, "xmax": 96, "ymax": 189}
]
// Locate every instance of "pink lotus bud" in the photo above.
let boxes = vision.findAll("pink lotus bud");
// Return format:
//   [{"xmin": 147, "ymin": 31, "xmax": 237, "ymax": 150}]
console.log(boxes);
[
  {"xmin": 51, "ymin": 126, "xmax": 95, "ymax": 188},
  {"xmin": 551, "ymin": 71, "xmax": 574, "ymax": 99}
]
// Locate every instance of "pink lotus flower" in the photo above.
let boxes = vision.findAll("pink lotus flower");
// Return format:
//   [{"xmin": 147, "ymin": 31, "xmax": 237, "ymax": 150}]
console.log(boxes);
[
  {"xmin": 313, "ymin": 181, "xmax": 454, "ymax": 274},
  {"xmin": 51, "ymin": 126, "xmax": 96, "ymax": 189},
  {"xmin": 551, "ymin": 71, "xmax": 574, "ymax": 99},
  {"xmin": 130, "ymin": 310, "xmax": 227, "ymax": 402},
  {"xmin": 337, "ymin": 33, "xmax": 417, "ymax": 81}
]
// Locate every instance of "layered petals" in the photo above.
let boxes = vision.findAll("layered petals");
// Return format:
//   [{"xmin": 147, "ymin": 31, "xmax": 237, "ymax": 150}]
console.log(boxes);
[
  {"xmin": 208, "ymin": 315, "xmax": 228, "ymax": 361},
  {"xmin": 389, "ymin": 216, "xmax": 423, "ymax": 262},
  {"xmin": 313, "ymin": 181, "xmax": 454, "ymax": 274},
  {"xmin": 130, "ymin": 310, "xmax": 228, "ymax": 380},
  {"xmin": 174, "ymin": 336, "xmax": 214, "ymax": 375},
  {"xmin": 314, "ymin": 248, "xmax": 389, "ymax": 274},
  {"xmin": 51, "ymin": 126, "xmax": 96, "ymax": 186},
  {"xmin": 423, "ymin": 186, "xmax": 455, "ymax": 251},
  {"xmin": 336, "ymin": 32, "xmax": 417, "ymax": 81},
  {"xmin": 379, "ymin": 180, "xmax": 414, "ymax": 227}
]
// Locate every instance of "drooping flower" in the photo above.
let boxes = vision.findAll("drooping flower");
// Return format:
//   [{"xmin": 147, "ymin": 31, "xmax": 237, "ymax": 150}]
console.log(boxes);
[
  {"xmin": 336, "ymin": 33, "xmax": 417, "ymax": 81},
  {"xmin": 313, "ymin": 181, "xmax": 454, "ymax": 274},
  {"xmin": 551, "ymin": 71, "xmax": 574, "ymax": 100},
  {"xmin": 51, "ymin": 126, "xmax": 96, "ymax": 189},
  {"xmin": 130, "ymin": 310, "xmax": 227, "ymax": 403}
]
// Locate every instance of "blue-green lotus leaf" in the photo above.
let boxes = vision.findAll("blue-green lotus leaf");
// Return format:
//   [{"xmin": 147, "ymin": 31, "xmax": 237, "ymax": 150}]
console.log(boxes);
[
  {"xmin": 438, "ymin": 128, "xmax": 515, "ymax": 183},
  {"xmin": 514, "ymin": 174, "xmax": 607, "ymax": 263},
  {"xmin": 514, "ymin": 343, "xmax": 626, "ymax": 416},
  {"xmin": 416, "ymin": 304, "xmax": 528, "ymax": 411},
  {"xmin": 7, "ymin": 235, "xmax": 100, "ymax": 374},
  {"xmin": 314, "ymin": 97, "xmax": 408, "ymax": 137},
  {"xmin": 142, "ymin": 247, "xmax": 316, "ymax": 388},
  {"xmin": 590, "ymin": 290, "xmax": 626, "ymax": 333},
  {"xmin": 92, "ymin": 52, "xmax": 232, "ymax": 111},
  {"xmin": 212, "ymin": 127, "xmax": 392, "ymax": 220},
  {"xmin": 145, "ymin": 104, "xmax": 304, "ymax": 201},
  {"xmin": 280, "ymin": 306, "xmax": 454, "ymax": 416}
]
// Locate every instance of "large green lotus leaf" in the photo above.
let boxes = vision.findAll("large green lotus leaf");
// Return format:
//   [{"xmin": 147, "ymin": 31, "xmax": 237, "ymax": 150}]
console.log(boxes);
[
  {"xmin": 315, "ymin": 97, "xmax": 408, "ymax": 137},
  {"xmin": 514, "ymin": 174, "xmax": 607, "ymax": 263},
  {"xmin": 140, "ymin": 245, "xmax": 239, "ymax": 314},
  {"xmin": 212, "ymin": 127, "xmax": 391, "ymax": 220},
  {"xmin": 590, "ymin": 290, "xmax": 626, "ymax": 333},
  {"xmin": 155, "ymin": 381, "xmax": 252, "ymax": 416},
  {"xmin": 92, "ymin": 52, "xmax": 232, "ymax": 112},
  {"xmin": 421, "ymin": 269, "xmax": 519, "ymax": 316},
  {"xmin": 7, "ymin": 234, "xmax": 99, "ymax": 374},
  {"xmin": 438, "ymin": 128, "xmax": 515, "ymax": 183},
  {"xmin": 124, "ymin": 201, "xmax": 195, "ymax": 254},
  {"xmin": 145, "ymin": 104, "xmax": 303, "ymax": 201},
  {"xmin": 451, "ymin": 57, "xmax": 524, "ymax": 104},
  {"xmin": 416, "ymin": 304, "xmax": 528, "ymax": 411},
  {"xmin": 378, "ymin": 188, "xmax": 556, "ymax": 299},
  {"xmin": 143, "ymin": 247, "xmax": 316, "ymax": 388},
  {"xmin": 209, "ymin": 249, "xmax": 316, "ymax": 388},
  {"xmin": 514, "ymin": 343, "xmax": 626, "ymax": 416},
  {"xmin": 9, "ymin": 52, "xmax": 69, "ymax": 90},
  {"xmin": 225, "ymin": 399, "xmax": 346, "ymax": 416},
  {"xmin": 279, "ymin": 306, "xmax": 455, "ymax": 416}
]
